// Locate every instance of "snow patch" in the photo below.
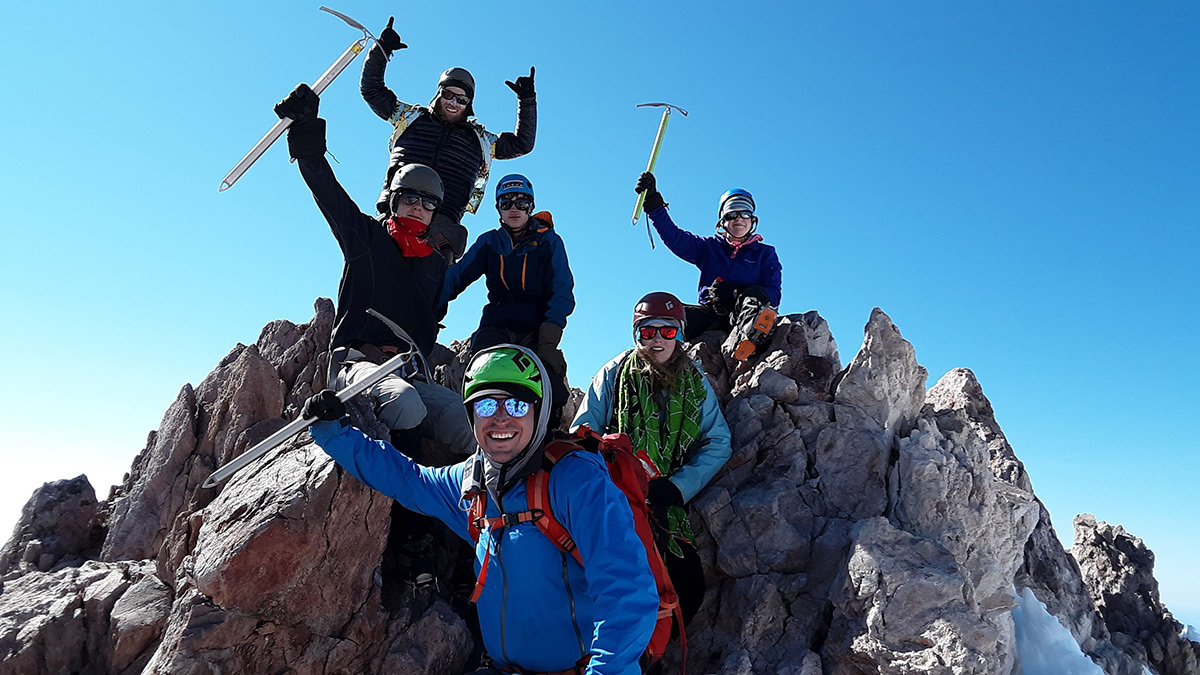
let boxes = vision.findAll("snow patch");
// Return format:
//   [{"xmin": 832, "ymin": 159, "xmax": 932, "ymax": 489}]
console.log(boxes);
[
  {"xmin": 1013, "ymin": 587, "xmax": 1104, "ymax": 675},
  {"xmin": 1182, "ymin": 624, "xmax": 1199, "ymax": 642}
]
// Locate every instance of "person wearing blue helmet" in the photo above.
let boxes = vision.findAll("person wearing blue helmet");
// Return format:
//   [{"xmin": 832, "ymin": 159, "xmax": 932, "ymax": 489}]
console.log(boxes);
[
  {"xmin": 442, "ymin": 174, "xmax": 575, "ymax": 425},
  {"xmin": 635, "ymin": 172, "xmax": 783, "ymax": 361}
]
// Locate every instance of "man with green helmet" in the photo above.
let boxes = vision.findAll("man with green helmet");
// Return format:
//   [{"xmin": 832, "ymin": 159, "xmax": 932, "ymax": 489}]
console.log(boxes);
[{"xmin": 302, "ymin": 345, "xmax": 657, "ymax": 675}]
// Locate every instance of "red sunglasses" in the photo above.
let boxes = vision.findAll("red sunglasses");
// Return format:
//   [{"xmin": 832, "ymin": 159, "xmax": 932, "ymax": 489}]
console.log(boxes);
[{"xmin": 637, "ymin": 325, "xmax": 679, "ymax": 341}]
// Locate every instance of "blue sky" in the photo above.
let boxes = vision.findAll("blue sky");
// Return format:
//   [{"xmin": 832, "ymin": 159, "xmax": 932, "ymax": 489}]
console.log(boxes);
[{"xmin": 2, "ymin": 2, "xmax": 1196, "ymax": 626}]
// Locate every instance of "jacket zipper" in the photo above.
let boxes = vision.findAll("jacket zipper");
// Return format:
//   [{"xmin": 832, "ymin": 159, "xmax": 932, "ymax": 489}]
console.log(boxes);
[{"xmin": 561, "ymin": 552, "xmax": 587, "ymax": 659}]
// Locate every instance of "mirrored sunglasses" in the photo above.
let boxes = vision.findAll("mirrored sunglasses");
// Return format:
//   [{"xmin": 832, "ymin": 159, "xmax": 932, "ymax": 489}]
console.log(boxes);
[
  {"xmin": 472, "ymin": 397, "xmax": 532, "ymax": 418},
  {"xmin": 397, "ymin": 191, "xmax": 440, "ymax": 212},
  {"xmin": 638, "ymin": 325, "xmax": 679, "ymax": 341},
  {"xmin": 497, "ymin": 197, "xmax": 533, "ymax": 212},
  {"xmin": 721, "ymin": 210, "xmax": 754, "ymax": 222},
  {"xmin": 439, "ymin": 88, "xmax": 471, "ymax": 106}
]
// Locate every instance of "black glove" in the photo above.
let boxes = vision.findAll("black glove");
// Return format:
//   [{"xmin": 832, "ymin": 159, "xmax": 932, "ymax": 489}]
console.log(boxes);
[
  {"xmin": 378, "ymin": 17, "xmax": 408, "ymax": 55},
  {"xmin": 302, "ymin": 389, "xmax": 345, "ymax": 421},
  {"xmin": 647, "ymin": 477, "xmax": 684, "ymax": 532},
  {"xmin": 505, "ymin": 66, "xmax": 536, "ymax": 99},
  {"xmin": 706, "ymin": 278, "xmax": 736, "ymax": 311},
  {"xmin": 636, "ymin": 171, "xmax": 665, "ymax": 212},
  {"xmin": 536, "ymin": 322, "xmax": 567, "ymax": 374},
  {"xmin": 275, "ymin": 83, "xmax": 326, "ymax": 159},
  {"xmin": 274, "ymin": 83, "xmax": 319, "ymax": 123}
]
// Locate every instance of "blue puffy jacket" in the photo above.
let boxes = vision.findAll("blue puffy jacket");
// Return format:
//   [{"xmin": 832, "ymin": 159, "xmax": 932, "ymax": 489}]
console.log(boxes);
[
  {"xmin": 648, "ymin": 206, "xmax": 783, "ymax": 307},
  {"xmin": 441, "ymin": 214, "xmax": 575, "ymax": 332},
  {"xmin": 310, "ymin": 421, "xmax": 657, "ymax": 675}
]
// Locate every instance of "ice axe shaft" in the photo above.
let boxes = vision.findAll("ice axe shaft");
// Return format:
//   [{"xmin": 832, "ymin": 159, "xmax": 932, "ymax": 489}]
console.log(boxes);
[
  {"xmin": 201, "ymin": 349, "xmax": 412, "ymax": 488},
  {"xmin": 219, "ymin": 7, "xmax": 375, "ymax": 192},
  {"xmin": 631, "ymin": 102, "xmax": 688, "ymax": 227}
]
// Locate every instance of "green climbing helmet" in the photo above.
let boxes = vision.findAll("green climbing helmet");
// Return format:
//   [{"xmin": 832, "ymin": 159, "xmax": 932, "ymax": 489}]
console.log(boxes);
[{"xmin": 462, "ymin": 345, "xmax": 544, "ymax": 403}]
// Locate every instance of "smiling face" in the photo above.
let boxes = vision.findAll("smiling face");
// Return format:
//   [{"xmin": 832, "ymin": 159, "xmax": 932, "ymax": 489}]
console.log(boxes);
[
  {"xmin": 722, "ymin": 213, "xmax": 754, "ymax": 241},
  {"xmin": 472, "ymin": 397, "xmax": 536, "ymax": 464},
  {"xmin": 434, "ymin": 85, "xmax": 470, "ymax": 124}
]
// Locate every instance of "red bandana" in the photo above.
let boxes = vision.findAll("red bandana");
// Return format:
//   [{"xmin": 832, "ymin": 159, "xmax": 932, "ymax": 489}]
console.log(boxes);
[
  {"xmin": 725, "ymin": 233, "xmax": 763, "ymax": 259},
  {"xmin": 386, "ymin": 216, "xmax": 435, "ymax": 257}
]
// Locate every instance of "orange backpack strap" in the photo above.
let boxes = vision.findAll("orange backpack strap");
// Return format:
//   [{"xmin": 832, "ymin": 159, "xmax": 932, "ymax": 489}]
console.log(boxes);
[{"xmin": 465, "ymin": 487, "xmax": 542, "ymax": 604}]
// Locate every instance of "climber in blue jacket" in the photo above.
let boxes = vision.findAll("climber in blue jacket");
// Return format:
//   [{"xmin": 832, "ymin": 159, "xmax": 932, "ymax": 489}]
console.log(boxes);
[
  {"xmin": 636, "ymin": 171, "xmax": 784, "ymax": 360},
  {"xmin": 441, "ymin": 174, "xmax": 574, "ymax": 425},
  {"xmin": 304, "ymin": 345, "xmax": 656, "ymax": 675}
]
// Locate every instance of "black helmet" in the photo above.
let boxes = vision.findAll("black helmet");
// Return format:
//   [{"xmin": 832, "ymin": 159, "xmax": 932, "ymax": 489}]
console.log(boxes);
[{"xmin": 387, "ymin": 164, "xmax": 443, "ymax": 214}]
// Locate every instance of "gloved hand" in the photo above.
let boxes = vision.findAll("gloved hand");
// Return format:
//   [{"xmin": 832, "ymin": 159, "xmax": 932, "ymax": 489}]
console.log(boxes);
[
  {"xmin": 274, "ymin": 83, "xmax": 319, "ymax": 122},
  {"xmin": 705, "ymin": 278, "xmax": 736, "ymax": 312},
  {"xmin": 378, "ymin": 17, "xmax": 408, "ymax": 55},
  {"xmin": 536, "ymin": 322, "xmax": 567, "ymax": 374},
  {"xmin": 274, "ymin": 83, "xmax": 326, "ymax": 159},
  {"xmin": 636, "ymin": 171, "xmax": 665, "ymax": 212},
  {"xmin": 302, "ymin": 389, "xmax": 345, "ymax": 421},
  {"xmin": 505, "ymin": 66, "xmax": 536, "ymax": 99},
  {"xmin": 647, "ymin": 477, "xmax": 684, "ymax": 533}
]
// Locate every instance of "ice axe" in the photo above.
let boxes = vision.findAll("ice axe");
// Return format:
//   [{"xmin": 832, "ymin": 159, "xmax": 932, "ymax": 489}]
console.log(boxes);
[
  {"xmin": 631, "ymin": 102, "xmax": 688, "ymax": 245},
  {"xmin": 201, "ymin": 309, "xmax": 426, "ymax": 489},
  {"xmin": 219, "ymin": 7, "xmax": 376, "ymax": 192}
]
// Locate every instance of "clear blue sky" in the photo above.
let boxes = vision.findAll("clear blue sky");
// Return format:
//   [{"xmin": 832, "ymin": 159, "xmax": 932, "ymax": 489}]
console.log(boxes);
[{"xmin": 2, "ymin": 2, "xmax": 1196, "ymax": 626}]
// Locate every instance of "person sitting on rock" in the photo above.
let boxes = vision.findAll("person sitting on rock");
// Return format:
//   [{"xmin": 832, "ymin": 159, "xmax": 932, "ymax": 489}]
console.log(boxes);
[
  {"xmin": 441, "ymin": 174, "xmax": 574, "ymax": 428},
  {"xmin": 571, "ymin": 291, "xmax": 732, "ymax": 628},
  {"xmin": 361, "ymin": 17, "xmax": 537, "ymax": 263},
  {"xmin": 635, "ymin": 172, "xmax": 784, "ymax": 361},
  {"xmin": 274, "ymin": 83, "xmax": 472, "ymax": 457},
  {"xmin": 303, "ymin": 345, "xmax": 658, "ymax": 675}
]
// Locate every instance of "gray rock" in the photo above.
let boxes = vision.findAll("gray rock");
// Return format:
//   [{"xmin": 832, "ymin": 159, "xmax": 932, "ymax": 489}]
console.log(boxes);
[
  {"xmin": 834, "ymin": 308, "xmax": 927, "ymax": 439},
  {"xmin": 0, "ymin": 475, "xmax": 104, "ymax": 576},
  {"xmin": 1073, "ymin": 514, "xmax": 1200, "ymax": 675}
]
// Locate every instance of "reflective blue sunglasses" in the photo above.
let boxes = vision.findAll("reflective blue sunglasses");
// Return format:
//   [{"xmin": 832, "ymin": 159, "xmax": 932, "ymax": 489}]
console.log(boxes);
[{"xmin": 472, "ymin": 397, "xmax": 532, "ymax": 418}]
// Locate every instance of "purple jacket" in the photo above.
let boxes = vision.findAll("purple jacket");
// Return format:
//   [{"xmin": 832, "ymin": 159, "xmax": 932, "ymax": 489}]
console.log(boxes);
[{"xmin": 647, "ymin": 206, "xmax": 783, "ymax": 306}]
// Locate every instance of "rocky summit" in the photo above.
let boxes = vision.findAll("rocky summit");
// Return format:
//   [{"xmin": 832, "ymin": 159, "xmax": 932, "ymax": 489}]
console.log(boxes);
[{"xmin": 1, "ymin": 299, "xmax": 1196, "ymax": 674}]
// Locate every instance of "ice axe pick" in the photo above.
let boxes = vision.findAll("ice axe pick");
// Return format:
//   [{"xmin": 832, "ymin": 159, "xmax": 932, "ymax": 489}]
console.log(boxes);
[
  {"xmin": 219, "ymin": 7, "xmax": 375, "ymax": 192},
  {"xmin": 631, "ymin": 102, "xmax": 688, "ymax": 243}
]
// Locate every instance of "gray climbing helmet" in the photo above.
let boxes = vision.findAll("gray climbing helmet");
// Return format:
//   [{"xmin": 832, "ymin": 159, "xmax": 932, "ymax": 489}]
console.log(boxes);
[{"xmin": 387, "ymin": 164, "xmax": 444, "ymax": 214}]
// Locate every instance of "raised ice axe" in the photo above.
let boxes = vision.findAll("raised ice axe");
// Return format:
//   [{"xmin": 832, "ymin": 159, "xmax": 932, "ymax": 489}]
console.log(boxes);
[
  {"xmin": 218, "ymin": 7, "xmax": 376, "ymax": 192},
  {"xmin": 202, "ymin": 309, "xmax": 426, "ymax": 489},
  {"xmin": 631, "ymin": 102, "xmax": 689, "ymax": 242}
]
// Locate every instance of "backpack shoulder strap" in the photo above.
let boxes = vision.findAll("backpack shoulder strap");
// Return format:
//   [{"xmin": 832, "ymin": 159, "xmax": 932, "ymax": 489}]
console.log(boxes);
[{"xmin": 526, "ymin": 438, "xmax": 588, "ymax": 566}]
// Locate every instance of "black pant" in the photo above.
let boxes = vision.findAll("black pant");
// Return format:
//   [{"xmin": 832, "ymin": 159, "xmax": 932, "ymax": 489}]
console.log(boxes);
[
  {"xmin": 650, "ymin": 521, "xmax": 706, "ymax": 628},
  {"xmin": 469, "ymin": 324, "xmax": 568, "ymax": 427}
]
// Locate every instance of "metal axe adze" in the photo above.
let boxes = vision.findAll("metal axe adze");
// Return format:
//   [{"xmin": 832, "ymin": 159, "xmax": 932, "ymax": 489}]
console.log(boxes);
[
  {"xmin": 631, "ymin": 102, "xmax": 688, "ymax": 245},
  {"xmin": 219, "ymin": 7, "xmax": 376, "ymax": 192}
]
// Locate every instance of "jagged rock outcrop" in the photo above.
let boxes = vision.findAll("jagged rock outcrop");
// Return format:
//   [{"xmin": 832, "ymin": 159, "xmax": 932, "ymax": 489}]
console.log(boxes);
[
  {"xmin": 0, "ymin": 475, "xmax": 105, "ymax": 578},
  {"xmin": 0, "ymin": 300, "xmax": 1191, "ymax": 674},
  {"xmin": 1073, "ymin": 514, "xmax": 1200, "ymax": 675}
]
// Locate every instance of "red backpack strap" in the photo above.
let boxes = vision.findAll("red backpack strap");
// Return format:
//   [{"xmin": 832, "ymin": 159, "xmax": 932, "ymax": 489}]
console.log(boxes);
[{"xmin": 526, "ymin": 439, "xmax": 586, "ymax": 566}]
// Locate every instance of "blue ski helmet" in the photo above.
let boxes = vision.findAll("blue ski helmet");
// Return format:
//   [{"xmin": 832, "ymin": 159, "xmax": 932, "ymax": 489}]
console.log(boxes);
[
  {"xmin": 718, "ymin": 188, "xmax": 755, "ymax": 218},
  {"xmin": 496, "ymin": 174, "xmax": 534, "ymax": 201}
]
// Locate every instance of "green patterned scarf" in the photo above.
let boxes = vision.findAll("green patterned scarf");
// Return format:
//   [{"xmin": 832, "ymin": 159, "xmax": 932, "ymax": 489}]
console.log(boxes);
[{"xmin": 614, "ymin": 349, "xmax": 706, "ymax": 556}]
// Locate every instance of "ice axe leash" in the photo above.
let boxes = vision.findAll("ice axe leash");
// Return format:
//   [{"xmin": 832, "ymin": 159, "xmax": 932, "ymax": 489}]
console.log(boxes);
[
  {"xmin": 631, "ymin": 102, "xmax": 688, "ymax": 247},
  {"xmin": 218, "ymin": 7, "xmax": 375, "ymax": 192},
  {"xmin": 201, "ymin": 309, "xmax": 423, "ymax": 489}
]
